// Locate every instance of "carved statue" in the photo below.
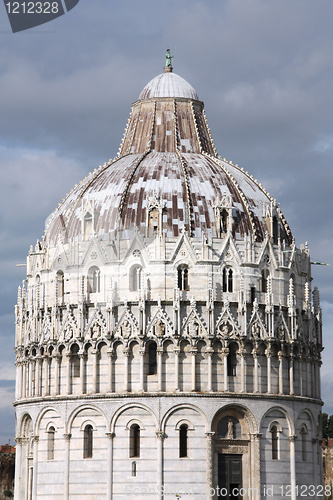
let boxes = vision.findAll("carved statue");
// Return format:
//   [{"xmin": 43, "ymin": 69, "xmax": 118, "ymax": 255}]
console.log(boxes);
[
  {"xmin": 227, "ymin": 418, "xmax": 234, "ymax": 439},
  {"xmin": 155, "ymin": 319, "xmax": 165, "ymax": 337},
  {"xmin": 189, "ymin": 321, "xmax": 199, "ymax": 337},
  {"xmin": 92, "ymin": 322, "xmax": 100, "ymax": 338},
  {"xmin": 165, "ymin": 49, "xmax": 173, "ymax": 67},
  {"xmin": 122, "ymin": 320, "xmax": 131, "ymax": 339}
]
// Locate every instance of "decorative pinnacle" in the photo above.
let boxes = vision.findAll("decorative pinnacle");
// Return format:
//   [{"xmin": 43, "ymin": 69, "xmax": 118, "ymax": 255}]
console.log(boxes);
[{"xmin": 164, "ymin": 48, "xmax": 173, "ymax": 73}]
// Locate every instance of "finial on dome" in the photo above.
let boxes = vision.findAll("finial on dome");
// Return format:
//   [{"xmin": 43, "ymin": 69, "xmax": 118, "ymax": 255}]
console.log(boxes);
[{"xmin": 164, "ymin": 48, "xmax": 173, "ymax": 73}]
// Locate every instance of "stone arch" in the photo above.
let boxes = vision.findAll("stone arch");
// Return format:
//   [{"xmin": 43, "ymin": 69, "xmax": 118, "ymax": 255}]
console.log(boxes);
[
  {"xmin": 260, "ymin": 405, "xmax": 294, "ymax": 435},
  {"xmin": 161, "ymin": 403, "xmax": 209, "ymax": 433},
  {"xmin": 35, "ymin": 405, "xmax": 64, "ymax": 435},
  {"xmin": 211, "ymin": 403, "xmax": 258, "ymax": 436},
  {"xmin": 19, "ymin": 412, "xmax": 34, "ymax": 438},
  {"xmin": 110, "ymin": 402, "xmax": 158, "ymax": 434},
  {"xmin": 67, "ymin": 403, "xmax": 108, "ymax": 434}
]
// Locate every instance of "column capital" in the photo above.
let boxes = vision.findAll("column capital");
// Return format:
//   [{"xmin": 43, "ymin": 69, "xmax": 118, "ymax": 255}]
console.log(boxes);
[
  {"xmin": 106, "ymin": 349, "xmax": 115, "ymax": 358},
  {"xmin": 155, "ymin": 430, "xmax": 166, "ymax": 441},
  {"xmin": 190, "ymin": 347, "xmax": 198, "ymax": 355},
  {"xmin": 63, "ymin": 433, "xmax": 72, "ymax": 441},
  {"xmin": 123, "ymin": 348, "xmax": 130, "ymax": 357},
  {"xmin": 205, "ymin": 431, "xmax": 215, "ymax": 438},
  {"xmin": 174, "ymin": 347, "xmax": 181, "ymax": 356},
  {"xmin": 157, "ymin": 347, "xmax": 164, "ymax": 356},
  {"xmin": 105, "ymin": 432, "xmax": 115, "ymax": 440},
  {"xmin": 250, "ymin": 433, "xmax": 262, "ymax": 441},
  {"xmin": 289, "ymin": 434, "xmax": 297, "ymax": 442},
  {"xmin": 222, "ymin": 348, "xmax": 229, "ymax": 356}
]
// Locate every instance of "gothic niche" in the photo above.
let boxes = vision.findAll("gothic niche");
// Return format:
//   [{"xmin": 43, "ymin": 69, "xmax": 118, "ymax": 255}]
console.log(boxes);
[
  {"xmin": 217, "ymin": 416, "xmax": 242, "ymax": 440},
  {"xmin": 214, "ymin": 193, "xmax": 233, "ymax": 237},
  {"xmin": 154, "ymin": 319, "xmax": 165, "ymax": 337},
  {"xmin": 146, "ymin": 194, "xmax": 163, "ymax": 237}
]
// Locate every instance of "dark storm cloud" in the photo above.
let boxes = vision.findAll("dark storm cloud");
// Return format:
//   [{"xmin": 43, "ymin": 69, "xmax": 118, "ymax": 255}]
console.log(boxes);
[{"xmin": 1, "ymin": 0, "xmax": 333, "ymax": 439}]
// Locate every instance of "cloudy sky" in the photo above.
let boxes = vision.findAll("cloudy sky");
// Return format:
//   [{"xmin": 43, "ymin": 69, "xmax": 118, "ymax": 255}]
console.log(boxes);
[{"xmin": 0, "ymin": 0, "xmax": 333, "ymax": 444}]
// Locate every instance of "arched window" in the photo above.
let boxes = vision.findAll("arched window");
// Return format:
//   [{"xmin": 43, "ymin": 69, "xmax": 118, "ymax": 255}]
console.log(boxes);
[
  {"xmin": 83, "ymin": 424, "xmax": 93, "ymax": 458},
  {"xmin": 227, "ymin": 345, "xmax": 237, "ymax": 377},
  {"xmin": 301, "ymin": 426, "xmax": 307, "ymax": 461},
  {"xmin": 223, "ymin": 268, "xmax": 233, "ymax": 293},
  {"xmin": 271, "ymin": 425, "xmax": 278, "ymax": 459},
  {"xmin": 148, "ymin": 343, "xmax": 157, "ymax": 375},
  {"xmin": 130, "ymin": 265, "xmax": 142, "ymax": 291},
  {"xmin": 262, "ymin": 269, "xmax": 269, "ymax": 293},
  {"xmin": 71, "ymin": 344, "xmax": 80, "ymax": 378},
  {"xmin": 178, "ymin": 265, "xmax": 189, "ymax": 291},
  {"xmin": 130, "ymin": 424, "xmax": 140, "ymax": 458},
  {"xmin": 56, "ymin": 270, "xmax": 64, "ymax": 299},
  {"xmin": 179, "ymin": 424, "xmax": 188, "ymax": 458},
  {"xmin": 84, "ymin": 212, "xmax": 93, "ymax": 240},
  {"xmin": 47, "ymin": 426, "xmax": 55, "ymax": 460},
  {"xmin": 88, "ymin": 266, "xmax": 100, "ymax": 293},
  {"xmin": 132, "ymin": 461, "xmax": 137, "ymax": 477}
]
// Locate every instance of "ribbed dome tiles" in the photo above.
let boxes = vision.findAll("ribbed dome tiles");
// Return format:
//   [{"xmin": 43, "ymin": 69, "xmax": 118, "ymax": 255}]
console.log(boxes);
[{"xmin": 45, "ymin": 68, "xmax": 292, "ymax": 247}]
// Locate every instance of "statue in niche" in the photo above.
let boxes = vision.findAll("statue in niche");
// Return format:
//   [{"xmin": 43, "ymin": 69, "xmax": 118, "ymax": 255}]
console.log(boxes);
[
  {"xmin": 219, "ymin": 322, "xmax": 230, "ymax": 336},
  {"xmin": 227, "ymin": 419, "xmax": 234, "ymax": 439},
  {"xmin": 251, "ymin": 322, "xmax": 260, "ymax": 338},
  {"xmin": 92, "ymin": 322, "xmax": 101, "ymax": 338},
  {"xmin": 66, "ymin": 326, "xmax": 74, "ymax": 340},
  {"xmin": 122, "ymin": 320, "xmax": 131, "ymax": 339},
  {"xmin": 155, "ymin": 320, "xmax": 165, "ymax": 338},
  {"xmin": 189, "ymin": 321, "xmax": 199, "ymax": 337},
  {"xmin": 277, "ymin": 322, "xmax": 285, "ymax": 340}
]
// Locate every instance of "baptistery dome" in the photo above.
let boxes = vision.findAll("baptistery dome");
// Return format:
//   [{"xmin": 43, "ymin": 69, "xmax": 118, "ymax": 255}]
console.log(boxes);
[{"xmin": 14, "ymin": 62, "xmax": 323, "ymax": 500}]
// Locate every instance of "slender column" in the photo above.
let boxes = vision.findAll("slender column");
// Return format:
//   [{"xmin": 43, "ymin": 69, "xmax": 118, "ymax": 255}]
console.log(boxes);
[
  {"xmin": 22, "ymin": 361, "xmax": 27, "ymax": 398},
  {"xmin": 14, "ymin": 437, "xmax": 24, "ymax": 499},
  {"xmin": 64, "ymin": 433, "xmax": 71, "ymax": 500},
  {"xmin": 44, "ymin": 356, "xmax": 49, "ymax": 396},
  {"xmin": 66, "ymin": 353, "xmax": 71, "ymax": 395},
  {"xmin": 222, "ymin": 348, "xmax": 229, "ymax": 392},
  {"xmin": 206, "ymin": 432, "xmax": 215, "ymax": 499},
  {"xmin": 91, "ymin": 350, "xmax": 98, "ymax": 393},
  {"xmin": 32, "ymin": 436, "xmax": 39, "ymax": 500},
  {"xmin": 304, "ymin": 358, "xmax": 308, "ymax": 396},
  {"xmin": 311, "ymin": 360, "xmax": 315, "ymax": 397},
  {"xmin": 289, "ymin": 355, "xmax": 294, "ymax": 395},
  {"xmin": 35, "ymin": 358, "xmax": 41, "ymax": 397},
  {"xmin": 278, "ymin": 352, "xmax": 283, "ymax": 394},
  {"xmin": 79, "ymin": 353, "xmax": 86, "ymax": 394},
  {"xmin": 207, "ymin": 349, "xmax": 213, "ymax": 392},
  {"xmin": 190, "ymin": 347, "xmax": 197, "ymax": 392},
  {"xmin": 289, "ymin": 435, "xmax": 297, "ymax": 500},
  {"xmin": 123, "ymin": 348, "xmax": 129, "ymax": 392},
  {"xmin": 157, "ymin": 347, "xmax": 163, "ymax": 392},
  {"xmin": 15, "ymin": 361, "xmax": 21, "ymax": 399},
  {"xmin": 28, "ymin": 360, "xmax": 32, "ymax": 397},
  {"xmin": 139, "ymin": 349, "xmax": 145, "ymax": 392},
  {"xmin": 107, "ymin": 349, "xmax": 114, "ymax": 393},
  {"xmin": 54, "ymin": 354, "xmax": 60, "ymax": 395},
  {"xmin": 156, "ymin": 432, "xmax": 166, "ymax": 500},
  {"xmin": 252, "ymin": 349, "xmax": 259, "ymax": 393},
  {"xmin": 174, "ymin": 347, "xmax": 180, "ymax": 391},
  {"xmin": 106, "ymin": 432, "xmax": 115, "ymax": 500},
  {"xmin": 299, "ymin": 355, "xmax": 304, "ymax": 396},
  {"xmin": 266, "ymin": 350, "xmax": 272, "ymax": 394},
  {"xmin": 239, "ymin": 350, "xmax": 245, "ymax": 393},
  {"xmin": 316, "ymin": 360, "xmax": 321, "ymax": 399},
  {"xmin": 250, "ymin": 433, "xmax": 262, "ymax": 500}
]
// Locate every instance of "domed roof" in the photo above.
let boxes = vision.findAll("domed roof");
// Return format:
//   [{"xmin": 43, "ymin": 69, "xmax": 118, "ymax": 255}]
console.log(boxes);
[
  {"xmin": 139, "ymin": 70, "xmax": 199, "ymax": 100},
  {"xmin": 44, "ymin": 67, "xmax": 292, "ymax": 248}
]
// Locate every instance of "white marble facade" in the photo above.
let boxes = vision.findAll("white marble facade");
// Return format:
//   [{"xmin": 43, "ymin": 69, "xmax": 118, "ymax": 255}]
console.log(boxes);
[{"xmin": 14, "ymin": 66, "xmax": 323, "ymax": 500}]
